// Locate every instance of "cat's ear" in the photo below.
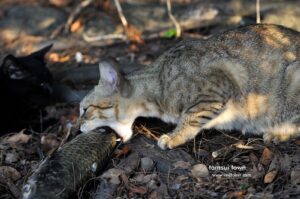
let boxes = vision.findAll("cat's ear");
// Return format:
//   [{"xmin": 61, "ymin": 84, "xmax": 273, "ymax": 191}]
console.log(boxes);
[
  {"xmin": 1, "ymin": 55, "xmax": 29, "ymax": 79},
  {"xmin": 99, "ymin": 62, "xmax": 132, "ymax": 97},
  {"xmin": 29, "ymin": 44, "xmax": 53, "ymax": 61},
  {"xmin": 99, "ymin": 62, "xmax": 118, "ymax": 90}
]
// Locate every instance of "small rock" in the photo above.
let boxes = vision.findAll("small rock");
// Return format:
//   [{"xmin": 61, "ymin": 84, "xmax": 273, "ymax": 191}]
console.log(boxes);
[
  {"xmin": 171, "ymin": 175, "xmax": 188, "ymax": 190},
  {"xmin": 247, "ymin": 187, "xmax": 256, "ymax": 194},
  {"xmin": 101, "ymin": 168, "xmax": 124, "ymax": 185},
  {"xmin": 291, "ymin": 167, "xmax": 300, "ymax": 185},
  {"xmin": 170, "ymin": 183, "xmax": 181, "ymax": 190},
  {"xmin": 190, "ymin": 164, "xmax": 209, "ymax": 178},
  {"xmin": 117, "ymin": 152, "xmax": 140, "ymax": 175},
  {"xmin": 5, "ymin": 152, "xmax": 19, "ymax": 164},
  {"xmin": 147, "ymin": 179, "xmax": 159, "ymax": 191},
  {"xmin": 141, "ymin": 157, "xmax": 154, "ymax": 172},
  {"xmin": 134, "ymin": 173, "xmax": 157, "ymax": 184}
]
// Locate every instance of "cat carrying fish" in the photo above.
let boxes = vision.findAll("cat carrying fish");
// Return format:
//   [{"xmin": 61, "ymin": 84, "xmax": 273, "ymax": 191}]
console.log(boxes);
[{"xmin": 80, "ymin": 24, "xmax": 300, "ymax": 149}]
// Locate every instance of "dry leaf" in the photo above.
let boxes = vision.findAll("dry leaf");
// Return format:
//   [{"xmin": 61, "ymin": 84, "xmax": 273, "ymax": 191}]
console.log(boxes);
[
  {"xmin": 264, "ymin": 170, "xmax": 278, "ymax": 183},
  {"xmin": 225, "ymin": 190, "xmax": 247, "ymax": 199},
  {"xmin": 295, "ymin": 138, "xmax": 300, "ymax": 145},
  {"xmin": 6, "ymin": 130, "xmax": 32, "ymax": 147},
  {"xmin": 49, "ymin": 0, "xmax": 72, "ymax": 7},
  {"xmin": 260, "ymin": 147, "xmax": 273, "ymax": 166},
  {"xmin": 41, "ymin": 134, "xmax": 61, "ymax": 153},
  {"xmin": 115, "ymin": 145, "xmax": 131, "ymax": 158},
  {"xmin": 48, "ymin": 52, "xmax": 60, "ymax": 62},
  {"xmin": 125, "ymin": 24, "xmax": 144, "ymax": 44},
  {"xmin": 0, "ymin": 166, "xmax": 21, "ymax": 182},
  {"xmin": 70, "ymin": 19, "xmax": 83, "ymax": 33},
  {"xmin": 173, "ymin": 161, "xmax": 191, "ymax": 169},
  {"xmin": 48, "ymin": 53, "xmax": 70, "ymax": 63},
  {"xmin": 264, "ymin": 156, "xmax": 279, "ymax": 183},
  {"xmin": 129, "ymin": 184, "xmax": 148, "ymax": 194}
]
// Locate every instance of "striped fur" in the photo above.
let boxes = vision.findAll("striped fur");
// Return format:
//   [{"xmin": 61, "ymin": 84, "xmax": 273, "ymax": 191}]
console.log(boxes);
[{"xmin": 80, "ymin": 24, "xmax": 300, "ymax": 149}]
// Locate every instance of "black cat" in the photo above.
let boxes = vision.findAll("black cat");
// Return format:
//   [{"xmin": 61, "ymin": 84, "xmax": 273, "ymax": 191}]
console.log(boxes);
[{"xmin": 0, "ymin": 45, "xmax": 53, "ymax": 134}]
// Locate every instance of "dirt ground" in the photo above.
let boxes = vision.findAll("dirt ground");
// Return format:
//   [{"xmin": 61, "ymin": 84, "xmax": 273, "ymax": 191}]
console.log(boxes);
[{"xmin": 0, "ymin": 0, "xmax": 300, "ymax": 199}]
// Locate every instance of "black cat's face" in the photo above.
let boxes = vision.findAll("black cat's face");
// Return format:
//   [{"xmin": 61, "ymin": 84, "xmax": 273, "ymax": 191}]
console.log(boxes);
[{"xmin": 0, "ymin": 44, "xmax": 53, "ymax": 107}]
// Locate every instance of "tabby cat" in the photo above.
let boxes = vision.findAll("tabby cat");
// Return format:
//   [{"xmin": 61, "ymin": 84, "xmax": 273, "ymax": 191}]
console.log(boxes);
[{"xmin": 80, "ymin": 24, "xmax": 300, "ymax": 149}]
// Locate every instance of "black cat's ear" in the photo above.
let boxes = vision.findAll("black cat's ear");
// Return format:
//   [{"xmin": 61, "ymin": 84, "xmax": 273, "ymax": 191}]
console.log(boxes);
[
  {"xmin": 29, "ymin": 44, "xmax": 53, "ymax": 61},
  {"xmin": 1, "ymin": 55, "xmax": 28, "ymax": 79}
]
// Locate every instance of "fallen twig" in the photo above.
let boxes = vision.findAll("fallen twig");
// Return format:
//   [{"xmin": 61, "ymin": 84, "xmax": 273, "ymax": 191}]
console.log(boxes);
[
  {"xmin": 83, "ymin": 33, "xmax": 127, "ymax": 42},
  {"xmin": 64, "ymin": 0, "xmax": 94, "ymax": 34},
  {"xmin": 256, "ymin": 0, "xmax": 261, "ymax": 23},
  {"xmin": 166, "ymin": 0, "xmax": 181, "ymax": 37},
  {"xmin": 134, "ymin": 124, "xmax": 160, "ymax": 141},
  {"xmin": 113, "ymin": 0, "xmax": 144, "ymax": 44},
  {"xmin": 113, "ymin": 0, "xmax": 128, "ymax": 29},
  {"xmin": 212, "ymin": 141, "xmax": 254, "ymax": 158}
]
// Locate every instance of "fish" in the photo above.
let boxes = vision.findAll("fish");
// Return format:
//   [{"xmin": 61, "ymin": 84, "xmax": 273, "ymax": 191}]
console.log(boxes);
[{"xmin": 22, "ymin": 128, "xmax": 117, "ymax": 199}]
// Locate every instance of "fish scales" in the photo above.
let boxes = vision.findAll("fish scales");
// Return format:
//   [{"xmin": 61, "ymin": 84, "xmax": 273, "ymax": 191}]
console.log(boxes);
[{"xmin": 22, "ymin": 130, "xmax": 117, "ymax": 199}]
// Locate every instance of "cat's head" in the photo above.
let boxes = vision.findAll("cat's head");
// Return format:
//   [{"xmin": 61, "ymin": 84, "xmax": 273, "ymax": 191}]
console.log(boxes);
[
  {"xmin": 0, "ymin": 44, "xmax": 53, "ymax": 106},
  {"xmin": 79, "ymin": 62, "xmax": 135, "ymax": 141}
]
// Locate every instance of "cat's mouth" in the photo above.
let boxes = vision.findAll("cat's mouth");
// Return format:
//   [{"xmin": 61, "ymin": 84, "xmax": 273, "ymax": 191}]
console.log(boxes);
[{"xmin": 80, "ymin": 119, "xmax": 133, "ymax": 142}]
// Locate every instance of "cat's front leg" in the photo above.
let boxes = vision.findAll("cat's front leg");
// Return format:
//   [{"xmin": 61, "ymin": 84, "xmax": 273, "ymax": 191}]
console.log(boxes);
[
  {"xmin": 158, "ymin": 103, "xmax": 224, "ymax": 149},
  {"xmin": 157, "ymin": 120, "xmax": 201, "ymax": 149}
]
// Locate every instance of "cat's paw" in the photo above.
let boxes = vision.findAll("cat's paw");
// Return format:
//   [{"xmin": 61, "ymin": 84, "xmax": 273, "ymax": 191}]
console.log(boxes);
[
  {"xmin": 263, "ymin": 132, "xmax": 288, "ymax": 144},
  {"xmin": 263, "ymin": 133, "xmax": 278, "ymax": 144},
  {"xmin": 157, "ymin": 134, "xmax": 172, "ymax": 150}
]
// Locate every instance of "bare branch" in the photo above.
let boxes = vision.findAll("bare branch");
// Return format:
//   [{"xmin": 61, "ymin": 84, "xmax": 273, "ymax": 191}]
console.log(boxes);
[
  {"xmin": 64, "ymin": 0, "xmax": 94, "ymax": 33},
  {"xmin": 114, "ymin": 0, "xmax": 128, "ymax": 28},
  {"xmin": 166, "ymin": 0, "xmax": 181, "ymax": 37},
  {"xmin": 256, "ymin": 0, "xmax": 261, "ymax": 23},
  {"xmin": 83, "ymin": 33, "xmax": 127, "ymax": 42}
]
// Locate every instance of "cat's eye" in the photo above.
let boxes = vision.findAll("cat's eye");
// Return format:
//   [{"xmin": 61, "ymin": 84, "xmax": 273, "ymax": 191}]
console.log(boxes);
[
  {"xmin": 8, "ymin": 65, "xmax": 26, "ymax": 79},
  {"xmin": 89, "ymin": 104, "xmax": 113, "ymax": 110}
]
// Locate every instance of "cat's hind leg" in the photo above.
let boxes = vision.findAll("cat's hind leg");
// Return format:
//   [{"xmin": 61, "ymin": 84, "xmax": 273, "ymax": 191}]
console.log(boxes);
[
  {"xmin": 158, "ymin": 102, "xmax": 224, "ymax": 149},
  {"xmin": 263, "ymin": 119, "xmax": 300, "ymax": 143}
]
